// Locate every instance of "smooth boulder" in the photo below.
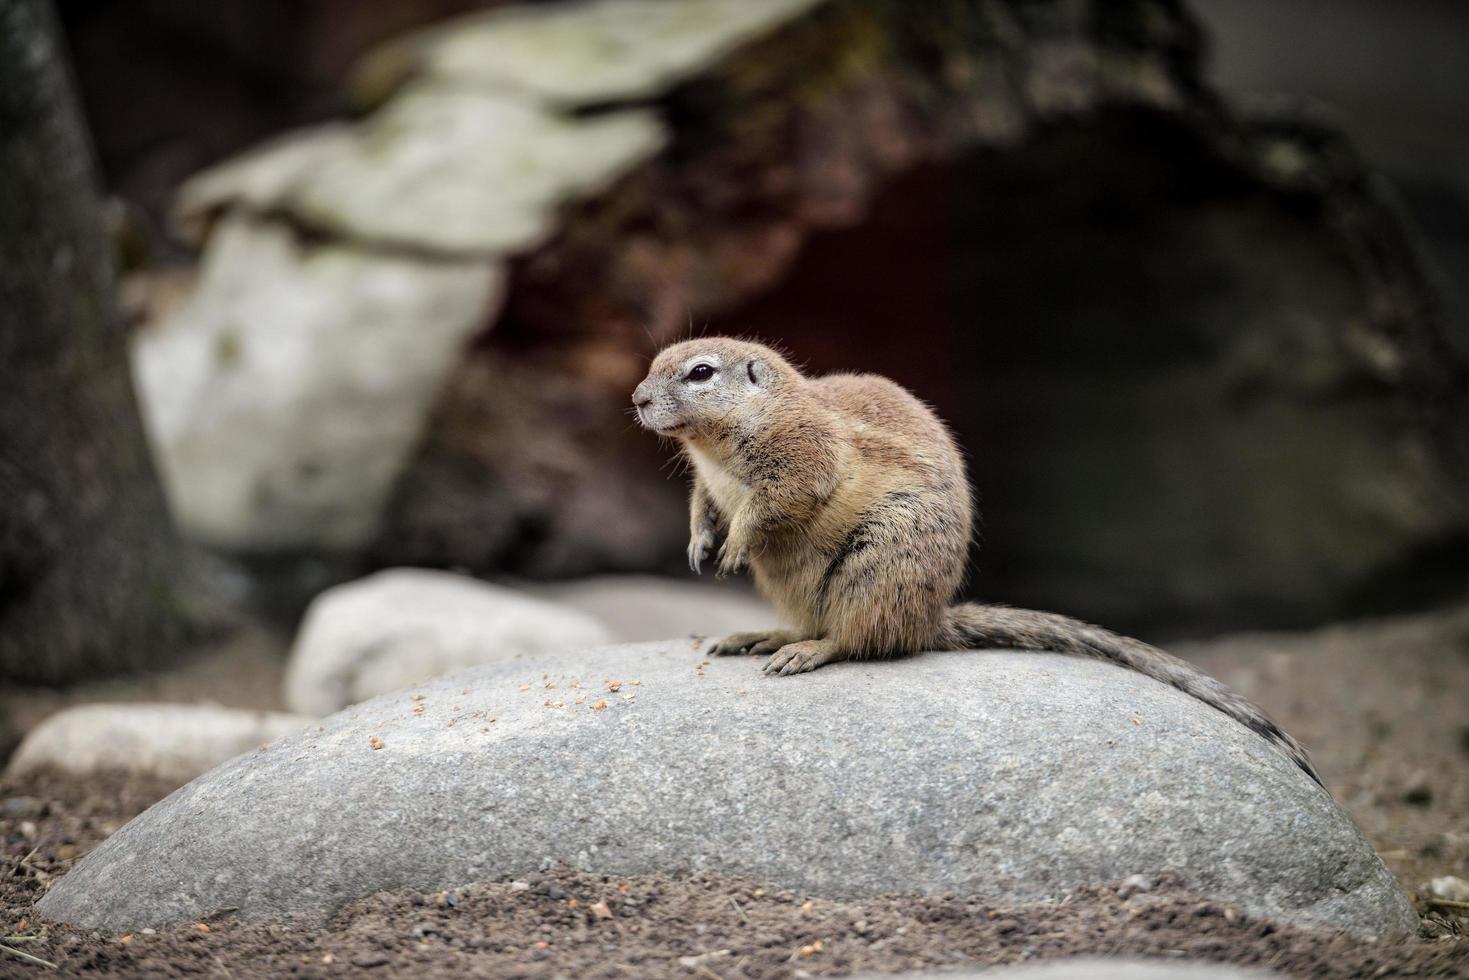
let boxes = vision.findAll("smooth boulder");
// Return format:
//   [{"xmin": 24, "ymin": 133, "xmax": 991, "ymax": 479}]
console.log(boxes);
[
  {"xmin": 284, "ymin": 568, "xmax": 611, "ymax": 715},
  {"xmin": 41, "ymin": 643, "xmax": 1415, "ymax": 934},
  {"xmin": 5, "ymin": 704, "xmax": 313, "ymax": 784}
]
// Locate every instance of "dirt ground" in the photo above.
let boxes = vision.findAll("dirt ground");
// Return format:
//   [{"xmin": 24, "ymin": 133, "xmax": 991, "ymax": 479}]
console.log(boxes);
[{"xmin": 3, "ymin": 603, "xmax": 1468, "ymax": 977}]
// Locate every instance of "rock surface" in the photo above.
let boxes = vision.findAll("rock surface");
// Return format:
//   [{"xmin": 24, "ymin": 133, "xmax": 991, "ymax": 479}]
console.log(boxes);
[
  {"xmin": 283, "ymin": 569, "xmax": 612, "ymax": 716},
  {"xmin": 42, "ymin": 642, "xmax": 1414, "ymax": 934},
  {"xmin": 4, "ymin": 704, "xmax": 312, "ymax": 784}
]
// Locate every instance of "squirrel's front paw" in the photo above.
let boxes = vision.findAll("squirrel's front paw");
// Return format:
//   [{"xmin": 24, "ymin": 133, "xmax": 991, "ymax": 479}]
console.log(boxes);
[
  {"xmin": 716, "ymin": 539, "xmax": 750, "ymax": 578},
  {"xmin": 687, "ymin": 529, "xmax": 715, "ymax": 574}
]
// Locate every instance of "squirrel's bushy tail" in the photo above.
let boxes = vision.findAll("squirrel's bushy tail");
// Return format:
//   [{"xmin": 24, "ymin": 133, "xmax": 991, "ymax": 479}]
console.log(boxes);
[{"xmin": 939, "ymin": 603, "xmax": 1322, "ymax": 786}]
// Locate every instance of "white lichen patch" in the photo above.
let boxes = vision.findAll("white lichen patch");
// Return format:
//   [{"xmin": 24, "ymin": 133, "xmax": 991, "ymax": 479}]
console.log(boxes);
[
  {"xmin": 401, "ymin": 0, "xmax": 827, "ymax": 105},
  {"xmin": 133, "ymin": 215, "xmax": 503, "ymax": 548},
  {"xmin": 176, "ymin": 123, "xmax": 354, "ymax": 237},
  {"xmin": 179, "ymin": 86, "xmax": 663, "ymax": 256}
]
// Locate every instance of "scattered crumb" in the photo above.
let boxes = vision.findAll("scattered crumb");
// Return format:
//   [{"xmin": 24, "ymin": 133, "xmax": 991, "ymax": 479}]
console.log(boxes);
[
  {"xmin": 592, "ymin": 700, "xmax": 608, "ymax": 711},
  {"xmin": 413, "ymin": 705, "xmax": 425, "ymax": 714},
  {"xmin": 519, "ymin": 685, "xmax": 530, "ymax": 692},
  {"xmin": 607, "ymin": 680, "xmax": 623, "ymax": 693},
  {"xmin": 369, "ymin": 736, "xmax": 384, "ymax": 750},
  {"xmin": 411, "ymin": 694, "xmax": 426, "ymax": 702},
  {"xmin": 590, "ymin": 900, "xmax": 613, "ymax": 920},
  {"xmin": 196, "ymin": 923, "xmax": 210, "ymax": 933}
]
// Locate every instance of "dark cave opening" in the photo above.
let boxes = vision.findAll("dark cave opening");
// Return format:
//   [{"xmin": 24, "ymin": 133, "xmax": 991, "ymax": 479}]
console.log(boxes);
[{"xmin": 715, "ymin": 108, "xmax": 1452, "ymax": 638}]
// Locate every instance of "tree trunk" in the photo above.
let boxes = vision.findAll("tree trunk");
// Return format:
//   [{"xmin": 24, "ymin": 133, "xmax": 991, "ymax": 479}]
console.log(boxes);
[{"xmin": 0, "ymin": 0, "xmax": 205, "ymax": 684}]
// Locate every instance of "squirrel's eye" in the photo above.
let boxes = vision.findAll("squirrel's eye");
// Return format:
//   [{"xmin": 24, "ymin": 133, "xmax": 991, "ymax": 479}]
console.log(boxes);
[{"xmin": 685, "ymin": 364, "xmax": 715, "ymax": 382}]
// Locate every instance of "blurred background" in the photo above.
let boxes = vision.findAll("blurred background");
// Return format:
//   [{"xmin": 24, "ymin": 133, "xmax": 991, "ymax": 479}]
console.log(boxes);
[{"xmin": 2, "ymin": 0, "xmax": 1467, "ymax": 836}]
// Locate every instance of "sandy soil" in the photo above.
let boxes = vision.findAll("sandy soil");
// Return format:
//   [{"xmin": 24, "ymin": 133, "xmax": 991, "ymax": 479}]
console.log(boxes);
[
  {"xmin": 2, "ymin": 602, "xmax": 1467, "ymax": 977},
  {"xmin": 1, "ymin": 769, "xmax": 1465, "ymax": 978}
]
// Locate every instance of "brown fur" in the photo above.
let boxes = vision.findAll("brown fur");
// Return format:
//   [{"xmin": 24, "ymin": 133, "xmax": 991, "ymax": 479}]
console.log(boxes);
[{"xmin": 633, "ymin": 338, "xmax": 1321, "ymax": 784}]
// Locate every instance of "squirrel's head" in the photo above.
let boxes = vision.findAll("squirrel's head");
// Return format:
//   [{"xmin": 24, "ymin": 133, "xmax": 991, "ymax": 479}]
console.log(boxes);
[{"xmin": 633, "ymin": 337, "xmax": 796, "ymax": 438}]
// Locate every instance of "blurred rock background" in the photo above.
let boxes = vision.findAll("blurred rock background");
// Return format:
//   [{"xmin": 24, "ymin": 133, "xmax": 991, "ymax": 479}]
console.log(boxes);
[
  {"xmin": 4, "ymin": 0, "xmax": 1464, "ymax": 693},
  {"xmin": 44, "ymin": 0, "xmax": 1469, "ymax": 638}
]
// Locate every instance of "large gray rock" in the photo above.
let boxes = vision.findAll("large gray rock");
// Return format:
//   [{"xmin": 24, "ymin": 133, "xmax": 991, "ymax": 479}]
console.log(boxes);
[
  {"xmin": 4, "ymin": 704, "xmax": 313, "ymax": 784},
  {"xmin": 40, "ymin": 643, "xmax": 1415, "ymax": 934},
  {"xmin": 284, "ymin": 569, "xmax": 612, "ymax": 716}
]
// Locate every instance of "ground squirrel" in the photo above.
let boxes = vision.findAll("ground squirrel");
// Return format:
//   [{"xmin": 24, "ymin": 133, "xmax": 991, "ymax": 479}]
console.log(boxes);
[{"xmin": 633, "ymin": 337, "xmax": 1320, "ymax": 784}]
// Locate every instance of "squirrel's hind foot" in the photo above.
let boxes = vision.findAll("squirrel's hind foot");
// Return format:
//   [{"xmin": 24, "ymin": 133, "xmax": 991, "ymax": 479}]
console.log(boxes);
[{"xmin": 763, "ymin": 638, "xmax": 845, "ymax": 676}]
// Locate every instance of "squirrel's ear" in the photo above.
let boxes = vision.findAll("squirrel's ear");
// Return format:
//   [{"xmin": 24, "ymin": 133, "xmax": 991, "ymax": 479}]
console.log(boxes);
[{"xmin": 746, "ymin": 358, "xmax": 769, "ymax": 387}]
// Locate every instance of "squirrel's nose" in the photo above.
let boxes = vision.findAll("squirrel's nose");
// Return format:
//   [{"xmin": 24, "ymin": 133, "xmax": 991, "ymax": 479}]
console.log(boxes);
[{"xmin": 632, "ymin": 382, "xmax": 653, "ymax": 408}]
